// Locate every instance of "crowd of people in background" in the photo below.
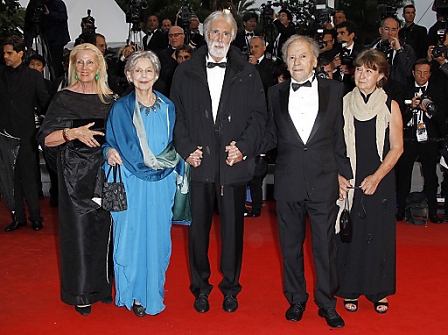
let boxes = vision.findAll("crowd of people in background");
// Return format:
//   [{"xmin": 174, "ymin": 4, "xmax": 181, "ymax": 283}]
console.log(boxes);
[{"xmin": 3, "ymin": 1, "xmax": 448, "ymax": 329}]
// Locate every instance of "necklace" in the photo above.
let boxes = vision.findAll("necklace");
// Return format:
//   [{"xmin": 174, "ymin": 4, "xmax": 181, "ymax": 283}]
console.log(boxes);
[{"xmin": 139, "ymin": 94, "xmax": 160, "ymax": 115}]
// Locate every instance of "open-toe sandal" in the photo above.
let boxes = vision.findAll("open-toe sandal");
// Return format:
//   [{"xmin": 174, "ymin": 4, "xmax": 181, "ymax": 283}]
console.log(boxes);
[
  {"xmin": 374, "ymin": 301, "xmax": 389, "ymax": 314},
  {"xmin": 344, "ymin": 299, "xmax": 358, "ymax": 312}
]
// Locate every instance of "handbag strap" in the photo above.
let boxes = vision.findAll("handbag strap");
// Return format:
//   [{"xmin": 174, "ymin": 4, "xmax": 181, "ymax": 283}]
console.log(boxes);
[{"xmin": 106, "ymin": 165, "xmax": 123, "ymax": 183}]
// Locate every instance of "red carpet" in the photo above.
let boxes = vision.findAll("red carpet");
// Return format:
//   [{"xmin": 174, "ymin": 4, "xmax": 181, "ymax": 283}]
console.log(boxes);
[{"xmin": 1, "ymin": 199, "xmax": 448, "ymax": 334}]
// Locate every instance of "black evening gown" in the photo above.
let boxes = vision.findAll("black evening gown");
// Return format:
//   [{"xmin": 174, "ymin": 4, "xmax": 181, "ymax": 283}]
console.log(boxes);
[
  {"xmin": 336, "ymin": 116, "xmax": 396, "ymax": 302},
  {"xmin": 38, "ymin": 90, "xmax": 113, "ymax": 306}
]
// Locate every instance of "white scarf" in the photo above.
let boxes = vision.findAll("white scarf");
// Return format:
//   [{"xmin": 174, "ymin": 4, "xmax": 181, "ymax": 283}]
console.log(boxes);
[{"xmin": 335, "ymin": 87, "xmax": 390, "ymax": 233}]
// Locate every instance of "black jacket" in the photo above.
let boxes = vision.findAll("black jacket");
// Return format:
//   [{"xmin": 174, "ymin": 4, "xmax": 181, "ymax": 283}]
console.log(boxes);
[
  {"xmin": 171, "ymin": 45, "xmax": 267, "ymax": 185},
  {"xmin": 143, "ymin": 30, "xmax": 168, "ymax": 54},
  {"xmin": 266, "ymin": 78, "xmax": 352, "ymax": 202},
  {"xmin": 403, "ymin": 81, "xmax": 448, "ymax": 139},
  {"xmin": 0, "ymin": 64, "xmax": 50, "ymax": 141}
]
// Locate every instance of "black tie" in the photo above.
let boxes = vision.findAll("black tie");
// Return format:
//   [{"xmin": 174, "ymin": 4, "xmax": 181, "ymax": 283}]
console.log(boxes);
[
  {"xmin": 207, "ymin": 62, "xmax": 227, "ymax": 69},
  {"xmin": 292, "ymin": 81, "xmax": 312, "ymax": 91},
  {"xmin": 415, "ymin": 86, "xmax": 426, "ymax": 95},
  {"xmin": 246, "ymin": 32, "xmax": 254, "ymax": 37}
]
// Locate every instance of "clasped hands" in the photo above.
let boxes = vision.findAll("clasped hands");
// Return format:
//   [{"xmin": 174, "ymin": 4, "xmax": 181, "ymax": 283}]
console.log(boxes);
[{"xmin": 186, "ymin": 141, "xmax": 243, "ymax": 168}]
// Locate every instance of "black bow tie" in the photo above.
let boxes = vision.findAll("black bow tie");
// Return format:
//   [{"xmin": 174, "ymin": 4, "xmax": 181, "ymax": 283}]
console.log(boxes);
[
  {"xmin": 207, "ymin": 62, "xmax": 227, "ymax": 69},
  {"xmin": 415, "ymin": 86, "xmax": 426, "ymax": 94},
  {"xmin": 292, "ymin": 81, "xmax": 312, "ymax": 91},
  {"xmin": 246, "ymin": 32, "xmax": 254, "ymax": 37}
]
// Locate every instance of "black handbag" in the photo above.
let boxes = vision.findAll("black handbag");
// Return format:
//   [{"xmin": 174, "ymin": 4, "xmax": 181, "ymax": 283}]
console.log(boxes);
[
  {"xmin": 339, "ymin": 197, "xmax": 352, "ymax": 243},
  {"xmin": 102, "ymin": 165, "xmax": 127, "ymax": 212}
]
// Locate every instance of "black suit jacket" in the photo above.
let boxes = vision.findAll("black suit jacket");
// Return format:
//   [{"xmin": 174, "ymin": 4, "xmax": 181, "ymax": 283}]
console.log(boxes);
[
  {"xmin": 269, "ymin": 21, "xmax": 295, "ymax": 59},
  {"xmin": 399, "ymin": 23, "xmax": 428, "ymax": 59},
  {"xmin": 232, "ymin": 30, "xmax": 260, "ymax": 53},
  {"xmin": 0, "ymin": 64, "xmax": 50, "ymax": 141},
  {"xmin": 255, "ymin": 57, "xmax": 276, "ymax": 95},
  {"xmin": 266, "ymin": 77, "xmax": 352, "ymax": 202},
  {"xmin": 143, "ymin": 30, "xmax": 168, "ymax": 54},
  {"xmin": 403, "ymin": 81, "xmax": 447, "ymax": 139},
  {"xmin": 333, "ymin": 42, "xmax": 365, "ymax": 94}
]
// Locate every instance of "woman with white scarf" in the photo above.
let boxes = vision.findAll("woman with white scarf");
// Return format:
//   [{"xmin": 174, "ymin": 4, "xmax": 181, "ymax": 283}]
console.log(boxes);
[{"xmin": 336, "ymin": 49, "xmax": 403, "ymax": 315}]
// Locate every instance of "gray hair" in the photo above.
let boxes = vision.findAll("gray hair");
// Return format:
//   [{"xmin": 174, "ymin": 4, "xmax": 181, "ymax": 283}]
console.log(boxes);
[
  {"xmin": 124, "ymin": 50, "xmax": 161, "ymax": 82},
  {"xmin": 203, "ymin": 11, "xmax": 237, "ymax": 44},
  {"xmin": 251, "ymin": 36, "xmax": 266, "ymax": 46},
  {"xmin": 281, "ymin": 35, "xmax": 320, "ymax": 64}
]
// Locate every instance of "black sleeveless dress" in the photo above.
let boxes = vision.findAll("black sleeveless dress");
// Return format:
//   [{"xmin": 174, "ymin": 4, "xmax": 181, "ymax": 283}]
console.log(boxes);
[{"xmin": 336, "ymin": 109, "xmax": 396, "ymax": 302}]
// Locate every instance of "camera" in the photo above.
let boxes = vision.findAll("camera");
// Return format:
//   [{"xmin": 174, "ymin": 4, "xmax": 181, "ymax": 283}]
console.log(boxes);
[
  {"xmin": 433, "ymin": 29, "xmax": 447, "ymax": 58},
  {"xmin": 126, "ymin": 0, "xmax": 147, "ymax": 30},
  {"xmin": 316, "ymin": 66, "xmax": 329, "ymax": 79},
  {"xmin": 26, "ymin": 0, "xmax": 47, "ymax": 25},
  {"xmin": 178, "ymin": 6, "xmax": 192, "ymax": 32},
  {"xmin": 377, "ymin": 39, "xmax": 392, "ymax": 53},
  {"xmin": 260, "ymin": 1, "xmax": 281, "ymax": 26},
  {"xmin": 420, "ymin": 95, "xmax": 437, "ymax": 115},
  {"xmin": 315, "ymin": 28, "xmax": 325, "ymax": 49},
  {"xmin": 377, "ymin": 4, "xmax": 397, "ymax": 20},
  {"xmin": 80, "ymin": 9, "xmax": 96, "ymax": 35},
  {"xmin": 337, "ymin": 42, "xmax": 354, "ymax": 67}
]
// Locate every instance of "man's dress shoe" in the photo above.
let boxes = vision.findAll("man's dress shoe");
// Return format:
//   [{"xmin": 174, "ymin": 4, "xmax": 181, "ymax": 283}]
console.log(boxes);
[
  {"xmin": 194, "ymin": 294, "xmax": 210, "ymax": 313},
  {"xmin": 4, "ymin": 221, "xmax": 26, "ymax": 232},
  {"xmin": 318, "ymin": 307, "xmax": 345, "ymax": 328},
  {"xmin": 285, "ymin": 302, "xmax": 306, "ymax": 321},
  {"xmin": 31, "ymin": 221, "xmax": 43, "ymax": 231},
  {"xmin": 222, "ymin": 295, "xmax": 238, "ymax": 312},
  {"xmin": 75, "ymin": 305, "xmax": 91, "ymax": 316}
]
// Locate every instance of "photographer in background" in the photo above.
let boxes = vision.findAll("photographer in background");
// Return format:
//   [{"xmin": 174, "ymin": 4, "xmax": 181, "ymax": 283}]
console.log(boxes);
[
  {"xmin": 396, "ymin": 59, "xmax": 447, "ymax": 224},
  {"xmin": 269, "ymin": 8, "xmax": 295, "ymax": 62},
  {"xmin": 318, "ymin": 29, "xmax": 337, "ymax": 60},
  {"xmin": 233, "ymin": 12, "xmax": 259, "ymax": 55},
  {"xmin": 333, "ymin": 21, "xmax": 364, "ymax": 94},
  {"xmin": 371, "ymin": 16, "xmax": 416, "ymax": 86},
  {"xmin": 41, "ymin": 0, "xmax": 70, "ymax": 78},
  {"xmin": 316, "ymin": 57, "xmax": 335, "ymax": 80}
]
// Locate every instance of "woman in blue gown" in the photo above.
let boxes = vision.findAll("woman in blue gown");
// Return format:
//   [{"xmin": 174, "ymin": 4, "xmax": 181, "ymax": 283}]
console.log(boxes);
[{"xmin": 104, "ymin": 50, "xmax": 184, "ymax": 317}]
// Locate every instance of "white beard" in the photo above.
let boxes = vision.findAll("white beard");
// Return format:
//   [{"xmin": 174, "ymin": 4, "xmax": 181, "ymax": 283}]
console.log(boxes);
[{"xmin": 208, "ymin": 41, "xmax": 230, "ymax": 59}]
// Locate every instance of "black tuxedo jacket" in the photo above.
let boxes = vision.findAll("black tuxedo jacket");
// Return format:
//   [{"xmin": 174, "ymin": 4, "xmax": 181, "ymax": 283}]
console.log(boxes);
[
  {"xmin": 143, "ymin": 30, "xmax": 168, "ymax": 54},
  {"xmin": 266, "ymin": 77, "xmax": 352, "ymax": 202},
  {"xmin": 232, "ymin": 30, "xmax": 259, "ymax": 52},
  {"xmin": 403, "ymin": 81, "xmax": 448, "ymax": 139},
  {"xmin": 333, "ymin": 42, "xmax": 365, "ymax": 94},
  {"xmin": 255, "ymin": 57, "xmax": 276, "ymax": 94}
]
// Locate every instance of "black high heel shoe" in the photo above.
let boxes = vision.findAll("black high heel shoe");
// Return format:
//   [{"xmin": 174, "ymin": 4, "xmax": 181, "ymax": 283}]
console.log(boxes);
[
  {"xmin": 75, "ymin": 305, "xmax": 91, "ymax": 316},
  {"xmin": 132, "ymin": 303, "xmax": 146, "ymax": 317}
]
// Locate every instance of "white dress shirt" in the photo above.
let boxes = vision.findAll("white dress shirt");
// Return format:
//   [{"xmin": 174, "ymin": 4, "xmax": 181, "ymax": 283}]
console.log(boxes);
[
  {"xmin": 288, "ymin": 74, "xmax": 319, "ymax": 143},
  {"xmin": 206, "ymin": 55, "xmax": 227, "ymax": 123}
]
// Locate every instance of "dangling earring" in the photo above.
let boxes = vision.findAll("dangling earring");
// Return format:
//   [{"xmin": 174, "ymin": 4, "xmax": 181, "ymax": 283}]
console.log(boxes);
[
  {"xmin": 74, "ymin": 73, "xmax": 79, "ymax": 81},
  {"xmin": 95, "ymin": 73, "xmax": 99, "ymax": 81}
]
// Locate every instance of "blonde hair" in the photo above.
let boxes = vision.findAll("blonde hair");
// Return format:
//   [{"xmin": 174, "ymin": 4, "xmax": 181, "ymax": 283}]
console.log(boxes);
[{"xmin": 67, "ymin": 43, "xmax": 112, "ymax": 103}]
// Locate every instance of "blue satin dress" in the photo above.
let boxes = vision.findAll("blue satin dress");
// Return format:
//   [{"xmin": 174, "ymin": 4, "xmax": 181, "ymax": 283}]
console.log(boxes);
[{"xmin": 108, "ymin": 94, "xmax": 176, "ymax": 315}]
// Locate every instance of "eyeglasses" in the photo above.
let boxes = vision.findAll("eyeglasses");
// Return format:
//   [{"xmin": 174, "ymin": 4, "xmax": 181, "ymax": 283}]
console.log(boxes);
[
  {"xmin": 132, "ymin": 68, "xmax": 154, "ymax": 76},
  {"xmin": 168, "ymin": 32, "xmax": 184, "ymax": 38},
  {"xmin": 209, "ymin": 28, "xmax": 232, "ymax": 41}
]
